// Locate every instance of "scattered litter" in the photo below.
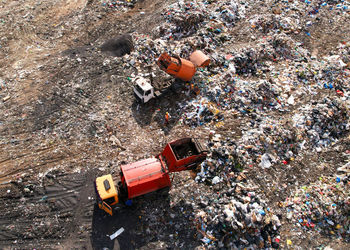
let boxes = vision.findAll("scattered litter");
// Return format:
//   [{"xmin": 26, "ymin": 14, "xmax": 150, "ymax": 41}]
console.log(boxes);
[{"xmin": 109, "ymin": 227, "xmax": 125, "ymax": 240}]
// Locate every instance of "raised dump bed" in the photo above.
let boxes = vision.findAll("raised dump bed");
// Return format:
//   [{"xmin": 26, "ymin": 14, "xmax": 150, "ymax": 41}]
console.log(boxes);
[{"xmin": 160, "ymin": 138, "xmax": 207, "ymax": 172}]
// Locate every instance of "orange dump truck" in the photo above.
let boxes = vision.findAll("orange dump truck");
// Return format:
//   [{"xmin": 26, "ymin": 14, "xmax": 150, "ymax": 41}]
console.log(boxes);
[
  {"xmin": 133, "ymin": 50, "xmax": 210, "ymax": 104},
  {"xmin": 94, "ymin": 138, "xmax": 207, "ymax": 215}
]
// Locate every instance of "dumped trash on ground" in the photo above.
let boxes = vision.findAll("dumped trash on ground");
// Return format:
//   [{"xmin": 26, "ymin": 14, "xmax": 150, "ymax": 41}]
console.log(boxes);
[{"xmin": 109, "ymin": 227, "xmax": 125, "ymax": 240}]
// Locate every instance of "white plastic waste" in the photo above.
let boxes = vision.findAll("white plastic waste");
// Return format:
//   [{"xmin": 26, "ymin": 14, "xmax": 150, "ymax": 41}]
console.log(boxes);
[{"xmin": 109, "ymin": 227, "xmax": 125, "ymax": 240}]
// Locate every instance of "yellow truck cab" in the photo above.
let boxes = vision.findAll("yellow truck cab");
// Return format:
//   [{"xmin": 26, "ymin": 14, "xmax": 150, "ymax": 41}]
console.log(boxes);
[{"xmin": 94, "ymin": 174, "xmax": 119, "ymax": 215}]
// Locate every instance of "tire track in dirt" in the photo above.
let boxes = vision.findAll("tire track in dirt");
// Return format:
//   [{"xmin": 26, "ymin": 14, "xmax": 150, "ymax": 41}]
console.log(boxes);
[
  {"xmin": 0, "ymin": 170, "xmax": 97, "ymax": 248},
  {"xmin": 0, "ymin": 0, "xmax": 170, "ymax": 184}
]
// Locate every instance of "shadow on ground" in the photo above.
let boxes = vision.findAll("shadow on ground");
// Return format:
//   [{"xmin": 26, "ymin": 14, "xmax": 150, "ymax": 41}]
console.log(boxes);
[
  {"xmin": 131, "ymin": 79, "xmax": 192, "ymax": 135},
  {"xmin": 90, "ymin": 194, "xmax": 199, "ymax": 250}
]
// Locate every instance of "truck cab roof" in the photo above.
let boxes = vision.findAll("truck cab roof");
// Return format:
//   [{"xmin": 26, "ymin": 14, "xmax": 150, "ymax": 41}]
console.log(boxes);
[
  {"xmin": 95, "ymin": 174, "xmax": 118, "ymax": 200},
  {"xmin": 135, "ymin": 77, "xmax": 153, "ymax": 91}
]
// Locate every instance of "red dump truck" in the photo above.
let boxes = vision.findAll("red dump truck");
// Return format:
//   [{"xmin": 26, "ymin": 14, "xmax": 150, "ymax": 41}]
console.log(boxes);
[{"xmin": 94, "ymin": 138, "xmax": 207, "ymax": 215}]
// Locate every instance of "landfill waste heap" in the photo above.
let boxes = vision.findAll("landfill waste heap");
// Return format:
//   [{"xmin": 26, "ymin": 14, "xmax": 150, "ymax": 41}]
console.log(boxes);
[{"xmin": 0, "ymin": 0, "xmax": 349, "ymax": 249}]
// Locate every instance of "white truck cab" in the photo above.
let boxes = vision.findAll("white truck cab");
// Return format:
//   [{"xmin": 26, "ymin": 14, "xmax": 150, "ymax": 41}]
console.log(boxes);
[{"xmin": 133, "ymin": 77, "xmax": 155, "ymax": 104}]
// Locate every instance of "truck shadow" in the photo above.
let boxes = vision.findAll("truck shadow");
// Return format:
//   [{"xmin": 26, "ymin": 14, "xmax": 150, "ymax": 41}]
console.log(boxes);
[
  {"xmin": 90, "ymin": 203, "xmax": 137, "ymax": 250},
  {"xmin": 131, "ymin": 85, "xmax": 191, "ymax": 135},
  {"xmin": 90, "ymin": 196, "xmax": 199, "ymax": 249}
]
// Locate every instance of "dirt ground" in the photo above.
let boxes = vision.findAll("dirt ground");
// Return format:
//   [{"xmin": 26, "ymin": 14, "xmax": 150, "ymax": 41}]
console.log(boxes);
[{"xmin": 0, "ymin": 0, "xmax": 349, "ymax": 249}]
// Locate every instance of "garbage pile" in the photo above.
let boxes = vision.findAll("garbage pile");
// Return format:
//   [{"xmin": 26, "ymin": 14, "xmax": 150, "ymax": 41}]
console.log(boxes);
[
  {"xmin": 157, "ymin": 0, "xmax": 242, "ymax": 40},
  {"xmin": 193, "ymin": 190, "xmax": 282, "ymax": 249},
  {"xmin": 196, "ymin": 137, "xmax": 243, "ymax": 184},
  {"xmin": 192, "ymin": 138, "xmax": 282, "ymax": 248},
  {"xmin": 233, "ymin": 97, "xmax": 349, "ymax": 168},
  {"xmin": 283, "ymin": 175, "xmax": 350, "ymax": 241},
  {"xmin": 292, "ymin": 98, "xmax": 349, "ymax": 151},
  {"xmin": 125, "ymin": 0, "xmax": 244, "ymax": 63},
  {"xmin": 177, "ymin": 98, "xmax": 224, "ymax": 127},
  {"xmin": 236, "ymin": 115, "xmax": 300, "ymax": 168},
  {"xmin": 191, "ymin": 131, "xmax": 349, "ymax": 248},
  {"xmin": 101, "ymin": 0, "xmax": 138, "ymax": 11}
]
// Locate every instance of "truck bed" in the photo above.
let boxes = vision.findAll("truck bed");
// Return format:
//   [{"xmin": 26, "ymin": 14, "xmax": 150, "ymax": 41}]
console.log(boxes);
[
  {"xmin": 171, "ymin": 138, "xmax": 200, "ymax": 160},
  {"xmin": 161, "ymin": 138, "xmax": 207, "ymax": 172}
]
